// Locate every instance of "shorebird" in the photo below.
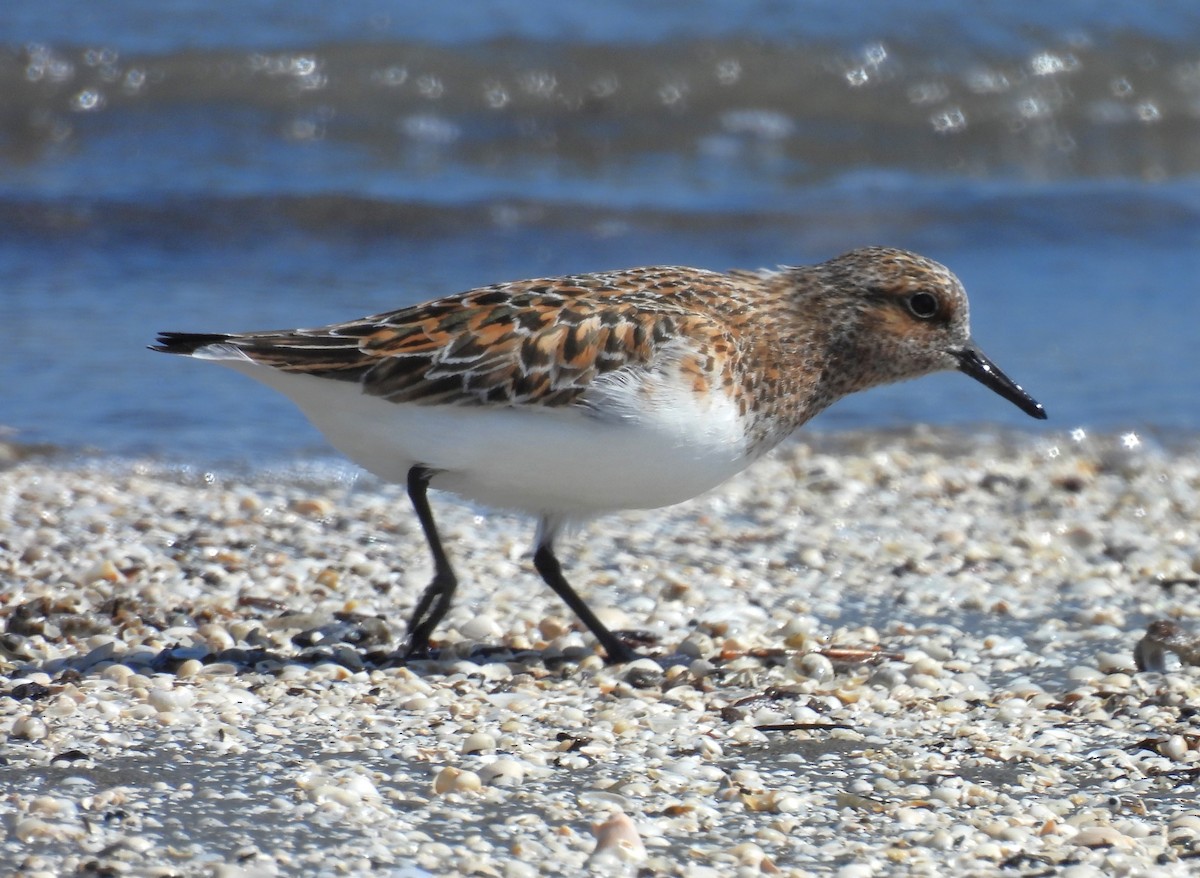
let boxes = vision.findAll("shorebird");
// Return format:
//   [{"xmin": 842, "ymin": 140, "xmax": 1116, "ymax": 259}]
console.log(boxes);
[{"xmin": 154, "ymin": 247, "xmax": 1046, "ymax": 663}]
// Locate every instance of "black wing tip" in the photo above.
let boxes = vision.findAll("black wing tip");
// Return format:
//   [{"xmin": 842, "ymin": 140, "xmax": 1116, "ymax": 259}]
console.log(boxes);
[{"xmin": 150, "ymin": 332, "xmax": 230, "ymax": 355}]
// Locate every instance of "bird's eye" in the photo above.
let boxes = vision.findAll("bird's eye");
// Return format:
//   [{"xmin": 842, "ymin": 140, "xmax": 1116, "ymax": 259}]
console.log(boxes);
[{"xmin": 907, "ymin": 291, "xmax": 939, "ymax": 319}]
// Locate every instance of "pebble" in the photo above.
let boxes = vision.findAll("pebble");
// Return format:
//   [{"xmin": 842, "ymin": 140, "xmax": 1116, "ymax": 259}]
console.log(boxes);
[
  {"xmin": 478, "ymin": 758, "xmax": 525, "ymax": 787},
  {"xmin": 1073, "ymin": 825, "xmax": 1136, "ymax": 848},
  {"xmin": 589, "ymin": 812, "xmax": 646, "ymax": 866},
  {"xmin": 434, "ymin": 766, "xmax": 483, "ymax": 794},
  {"xmin": 147, "ymin": 687, "xmax": 196, "ymax": 713},
  {"xmin": 12, "ymin": 715, "xmax": 49, "ymax": 741},
  {"xmin": 794, "ymin": 652, "xmax": 835, "ymax": 681},
  {"xmin": 538, "ymin": 616, "xmax": 572, "ymax": 640},
  {"xmin": 462, "ymin": 732, "xmax": 497, "ymax": 754},
  {"xmin": 458, "ymin": 615, "xmax": 502, "ymax": 642},
  {"xmin": 1162, "ymin": 735, "xmax": 1190, "ymax": 761}
]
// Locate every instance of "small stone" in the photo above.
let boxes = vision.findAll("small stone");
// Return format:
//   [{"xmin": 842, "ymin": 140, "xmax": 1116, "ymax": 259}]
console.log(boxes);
[
  {"xmin": 538, "ymin": 616, "xmax": 571, "ymax": 640},
  {"xmin": 1161, "ymin": 735, "xmax": 1189, "ymax": 761},
  {"xmin": 291, "ymin": 497, "xmax": 334, "ymax": 517},
  {"xmin": 588, "ymin": 811, "xmax": 645, "ymax": 866},
  {"xmin": 433, "ymin": 766, "xmax": 482, "ymax": 795},
  {"xmin": 15, "ymin": 818, "xmax": 57, "ymax": 842},
  {"xmin": 462, "ymin": 732, "xmax": 497, "ymax": 755},
  {"xmin": 479, "ymin": 758, "xmax": 525, "ymax": 787},
  {"xmin": 175, "ymin": 659, "xmax": 205, "ymax": 678},
  {"xmin": 89, "ymin": 559, "xmax": 125, "ymax": 583},
  {"xmin": 1096, "ymin": 652, "xmax": 1133, "ymax": 673},
  {"xmin": 458, "ymin": 615, "xmax": 502, "ymax": 642},
  {"xmin": 835, "ymin": 864, "xmax": 877, "ymax": 878},
  {"xmin": 794, "ymin": 652, "xmax": 834, "ymax": 682},
  {"xmin": 1073, "ymin": 825, "xmax": 1135, "ymax": 848},
  {"xmin": 44, "ymin": 695, "xmax": 76, "ymax": 718},
  {"xmin": 13, "ymin": 715, "xmax": 49, "ymax": 741},
  {"xmin": 147, "ymin": 687, "xmax": 196, "ymax": 713}
]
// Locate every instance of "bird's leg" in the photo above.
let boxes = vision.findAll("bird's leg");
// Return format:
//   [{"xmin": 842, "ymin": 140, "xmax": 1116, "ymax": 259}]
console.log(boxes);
[
  {"xmin": 403, "ymin": 465, "xmax": 458, "ymax": 659},
  {"xmin": 532, "ymin": 540, "xmax": 641, "ymax": 665}
]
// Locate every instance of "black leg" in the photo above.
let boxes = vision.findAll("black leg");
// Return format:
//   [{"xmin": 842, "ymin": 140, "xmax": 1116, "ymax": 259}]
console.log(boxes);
[
  {"xmin": 403, "ymin": 466, "xmax": 458, "ymax": 659},
  {"xmin": 533, "ymin": 543, "xmax": 641, "ymax": 665}
]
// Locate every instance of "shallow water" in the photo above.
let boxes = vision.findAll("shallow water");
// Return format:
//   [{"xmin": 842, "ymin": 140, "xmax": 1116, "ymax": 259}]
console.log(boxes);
[{"xmin": 3, "ymin": 2, "xmax": 1199, "ymax": 462}]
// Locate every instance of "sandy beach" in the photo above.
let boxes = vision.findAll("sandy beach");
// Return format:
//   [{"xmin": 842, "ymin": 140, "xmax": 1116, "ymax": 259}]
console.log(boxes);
[{"xmin": 3, "ymin": 428, "xmax": 1200, "ymax": 876}]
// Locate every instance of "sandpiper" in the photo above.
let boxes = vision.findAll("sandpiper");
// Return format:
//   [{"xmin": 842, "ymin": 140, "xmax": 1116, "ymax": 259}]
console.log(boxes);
[{"xmin": 154, "ymin": 247, "xmax": 1046, "ymax": 663}]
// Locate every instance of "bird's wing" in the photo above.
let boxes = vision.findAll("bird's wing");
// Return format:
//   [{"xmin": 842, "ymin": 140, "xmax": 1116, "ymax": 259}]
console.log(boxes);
[{"xmin": 153, "ymin": 267, "xmax": 742, "ymax": 408}]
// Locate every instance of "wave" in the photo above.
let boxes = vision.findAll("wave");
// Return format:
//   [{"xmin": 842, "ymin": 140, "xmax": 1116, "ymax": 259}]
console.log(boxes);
[
  {"xmin": 4, "ymin": 178, "xmax": 1198, "ymax": 250},
  {"xmin": 4, "ymin": 33, "xmax": 1200, "ymax": 186}
]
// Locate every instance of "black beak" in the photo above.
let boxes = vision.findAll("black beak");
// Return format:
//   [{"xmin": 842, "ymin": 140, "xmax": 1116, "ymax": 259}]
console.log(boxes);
[{"xmin": 954, "ymin": 343, "xmax": 1046, "ymax": 420}]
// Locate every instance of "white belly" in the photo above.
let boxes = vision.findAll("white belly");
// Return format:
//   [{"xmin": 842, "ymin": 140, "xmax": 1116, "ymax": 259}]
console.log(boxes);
[{"xmin": 218, "ymin": 361, "xmax": 755, "ymax": 516}]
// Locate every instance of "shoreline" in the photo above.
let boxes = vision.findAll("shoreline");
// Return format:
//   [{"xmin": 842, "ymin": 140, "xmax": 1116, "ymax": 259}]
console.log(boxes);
[
  {"xmin": 7, "ymin": 421, "xmax": 1200, "ymax": 473},
  {"xmin": 3, "ymin": 428, "xmax": 1200, "ymax": 875}
]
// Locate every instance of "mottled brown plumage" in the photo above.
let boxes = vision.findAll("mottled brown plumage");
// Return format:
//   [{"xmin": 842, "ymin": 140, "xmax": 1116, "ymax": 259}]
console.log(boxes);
[{"xmin": 154, "ymin": 247, "xmax": 1045, "ymax": 663}]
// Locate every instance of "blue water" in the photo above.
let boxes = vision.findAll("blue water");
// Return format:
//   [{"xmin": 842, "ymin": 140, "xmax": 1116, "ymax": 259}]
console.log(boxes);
[{"xmin": 3, "ymin": 3, "xmax": 1200, "ymax": 461}]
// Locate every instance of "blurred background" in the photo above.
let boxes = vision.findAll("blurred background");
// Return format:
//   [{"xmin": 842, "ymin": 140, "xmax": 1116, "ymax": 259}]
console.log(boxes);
[{"xmin": 3, "ymin": 1, "xmax": 1199, "ymax": 462}]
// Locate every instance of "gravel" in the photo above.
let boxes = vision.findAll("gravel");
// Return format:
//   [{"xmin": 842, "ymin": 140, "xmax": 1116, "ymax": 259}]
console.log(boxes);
[{"xmin": 3, "ymin": 427, "xmax": 1200, "ymax": 877}]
